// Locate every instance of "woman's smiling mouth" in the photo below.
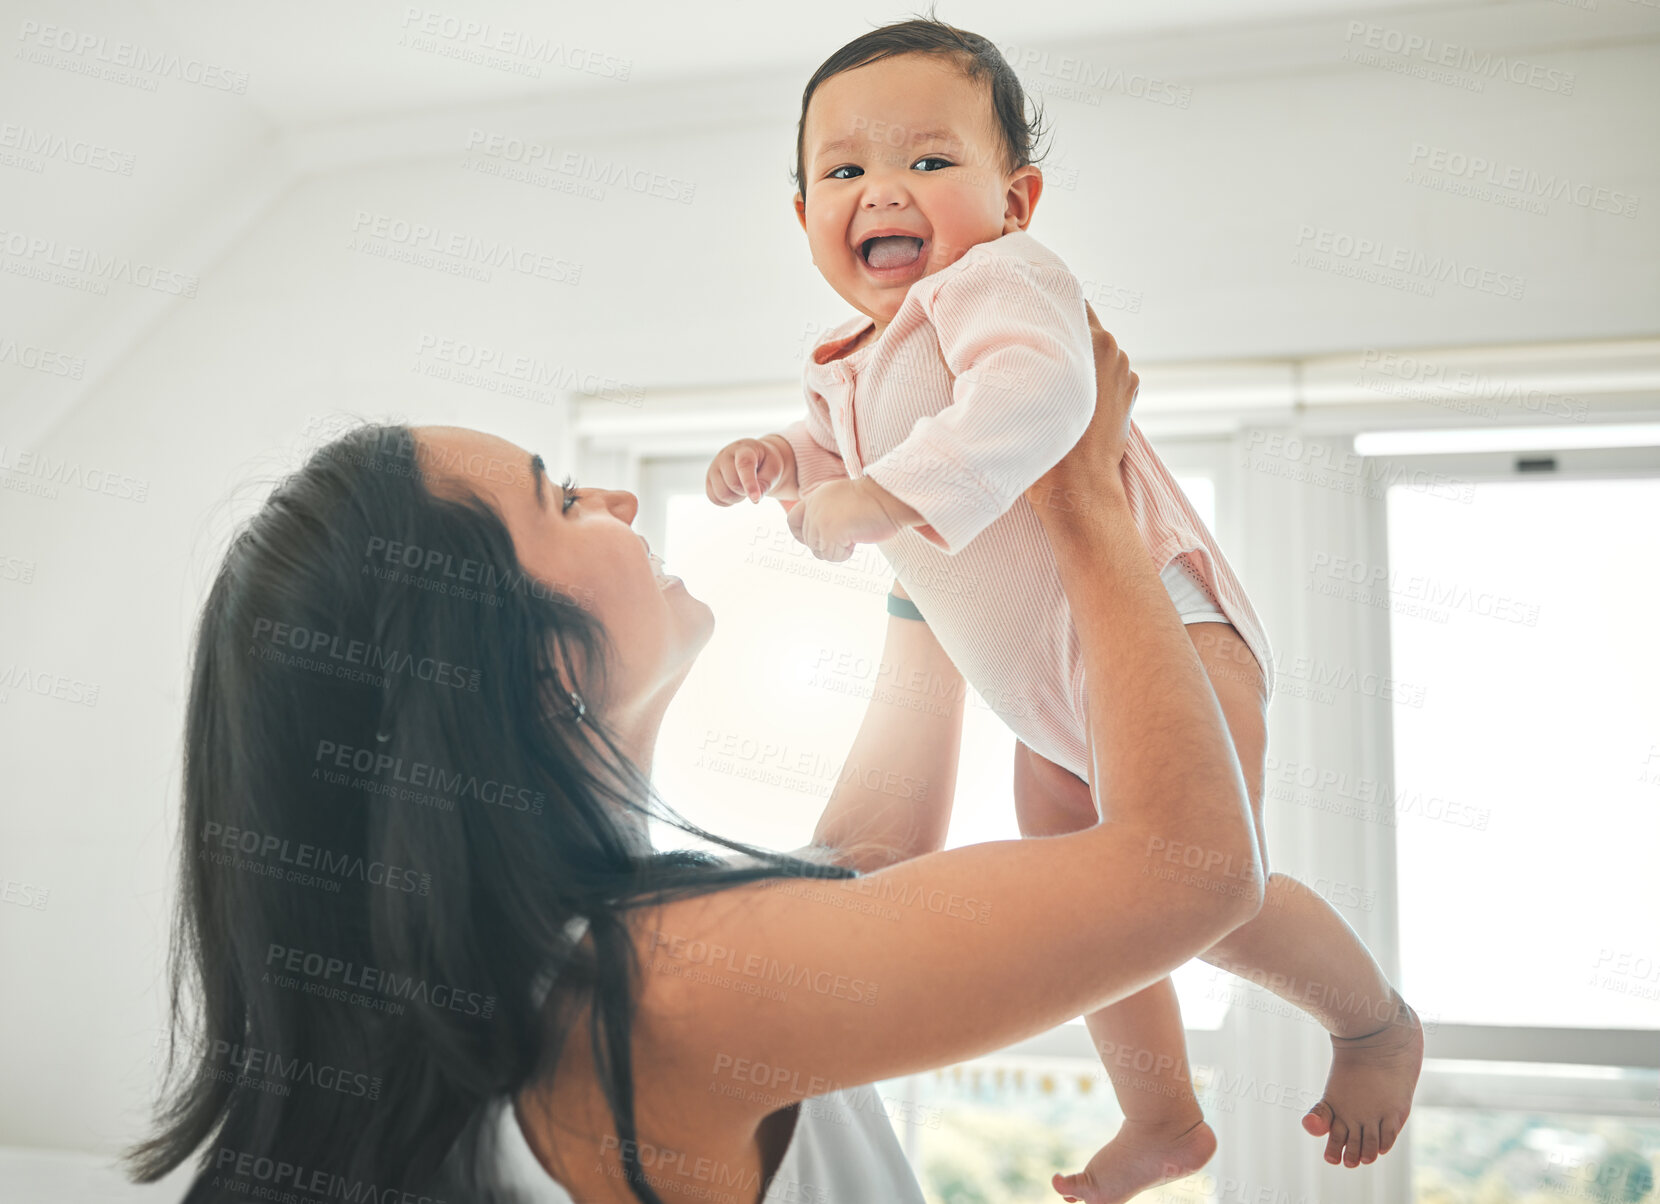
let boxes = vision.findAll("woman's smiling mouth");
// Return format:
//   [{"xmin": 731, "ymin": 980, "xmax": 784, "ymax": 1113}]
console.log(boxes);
[
  {"xmin": 647, "ymin": 551, "xmax": 680, "ymax": 589},
  {"xmin": 638, "ymin": 533, "xmax": 680, "ymax": 588}
]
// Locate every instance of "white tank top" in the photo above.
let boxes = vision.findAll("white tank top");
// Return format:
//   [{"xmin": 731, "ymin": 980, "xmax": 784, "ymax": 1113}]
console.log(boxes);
[
  {"xmin": 476, "ymin": 1081, "xmax": 928, "ymax": 1203},
  {"xmin": 469, "ymin": 914, "xmax": 928, "ymax": 1202}
]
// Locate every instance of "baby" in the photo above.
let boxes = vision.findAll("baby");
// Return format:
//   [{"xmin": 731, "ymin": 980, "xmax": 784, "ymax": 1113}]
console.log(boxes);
[{"xmin": 706, "ymin": 18, "xmax": 1422, "ymax": 1202}]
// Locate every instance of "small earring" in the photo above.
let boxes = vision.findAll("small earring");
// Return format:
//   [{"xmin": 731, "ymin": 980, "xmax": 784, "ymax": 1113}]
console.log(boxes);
[
  {"xmin": 567, "ymin": 690, "xmax": 586, "ymax": 723},
  {"xmin": 375, "ymin": 730, "xmax": 391, "ymax": 743}
]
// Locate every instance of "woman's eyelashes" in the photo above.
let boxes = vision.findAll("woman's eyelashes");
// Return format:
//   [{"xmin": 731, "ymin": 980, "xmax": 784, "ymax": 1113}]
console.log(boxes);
[{"xmin": 559, "ymin": 475, "xmax": 580, "ymax": 513}]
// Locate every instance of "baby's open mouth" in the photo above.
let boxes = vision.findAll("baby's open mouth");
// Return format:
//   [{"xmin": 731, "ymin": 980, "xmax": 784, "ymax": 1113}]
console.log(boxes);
[{"xmin": 860, "ymin": 235, "xmax": 923, "ymax": 270}]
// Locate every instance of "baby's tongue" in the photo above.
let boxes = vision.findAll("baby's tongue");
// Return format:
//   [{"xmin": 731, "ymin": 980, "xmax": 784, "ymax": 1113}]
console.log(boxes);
[{"xmin": 865, "ymin": 236, "xmax": 922, "ymax": 270}]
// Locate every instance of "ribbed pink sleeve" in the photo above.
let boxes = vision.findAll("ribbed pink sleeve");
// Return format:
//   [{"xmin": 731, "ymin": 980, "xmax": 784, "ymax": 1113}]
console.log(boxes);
[
  {"xmin": 858, "ymin": 253, "xmax": 1095, "ymax": 555},
  {"xmin": 777, "ymin": 409, "xmax": 848, "ymax": 499}
]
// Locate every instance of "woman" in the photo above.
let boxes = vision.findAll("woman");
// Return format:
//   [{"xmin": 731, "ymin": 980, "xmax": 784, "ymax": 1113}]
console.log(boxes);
[{"xmin": 130, "ymin": 318, "xmax": 1264, "ymax": 1202}]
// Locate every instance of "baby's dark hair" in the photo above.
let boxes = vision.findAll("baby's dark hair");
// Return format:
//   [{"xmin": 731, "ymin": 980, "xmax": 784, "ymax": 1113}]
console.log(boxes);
[{"xmin": 791, "ymin": 13, "xmax": 1049, "ymax": 198}]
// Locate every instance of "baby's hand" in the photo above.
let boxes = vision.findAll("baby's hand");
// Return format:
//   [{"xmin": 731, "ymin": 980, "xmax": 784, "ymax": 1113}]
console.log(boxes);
[
  {"xmin": 707, "ymin": 435, "xmax": 798, "ymax": 505},
  {"xmin": 786, "ymin": 478, "xmax": 905, "ymax": 562}
]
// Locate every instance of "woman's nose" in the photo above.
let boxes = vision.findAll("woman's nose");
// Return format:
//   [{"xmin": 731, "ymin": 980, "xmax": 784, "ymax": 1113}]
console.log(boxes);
[{"xmin": 607, "ymin": 489, "xmax": 639, "ymax": 524}]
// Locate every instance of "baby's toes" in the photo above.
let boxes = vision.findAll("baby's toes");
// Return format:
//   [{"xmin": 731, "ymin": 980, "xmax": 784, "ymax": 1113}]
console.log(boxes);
[
  {"xmin": 1359, "ymin": 1123, "xmax": 1380, "ymax": 1165},
  {"xmin": 1302, "ymin": 1100, "xmax": 1333, "ymax": 1137},
  {"xmin": 1379, "ymin": 1117, "xmax": 1402, "ymax": 1156},
  {"xmin": 1323, "ymin": 1121, "xmax": 1348, "ymax": 1166},
  {"xmin": 1051, "ymin": 1169, "xmax": 1088, "ymax": 1202},
  {"xmin": 1342, "ymin": 1127, "xmax": 1364, "ymax": 1168}
]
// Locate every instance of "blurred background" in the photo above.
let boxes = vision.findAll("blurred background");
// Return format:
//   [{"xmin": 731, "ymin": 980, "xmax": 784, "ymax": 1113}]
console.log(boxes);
[{"xmin": 1, "ymin": 1, "xmax": 1657, "ymax": 1201}]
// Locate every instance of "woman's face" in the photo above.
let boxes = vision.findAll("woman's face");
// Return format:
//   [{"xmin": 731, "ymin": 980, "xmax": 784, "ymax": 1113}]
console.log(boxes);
[{"xmin": 414, "ymin": 426, "xmax": 713, "ymax": 721}]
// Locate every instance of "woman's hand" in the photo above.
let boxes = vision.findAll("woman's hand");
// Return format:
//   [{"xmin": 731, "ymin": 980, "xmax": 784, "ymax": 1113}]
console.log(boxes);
[{"xmin": 1025, "ymin": 302, "xmax": 1139, "ymax": 522}]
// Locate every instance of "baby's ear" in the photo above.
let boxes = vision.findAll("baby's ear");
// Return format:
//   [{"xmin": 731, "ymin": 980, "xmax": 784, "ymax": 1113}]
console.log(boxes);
[
  {"xmin": 1003, "ymin": 167, "xmax": 1043, "ymax": 233},
  {"xmin": 793, "ymin": 193, "xmax": 807, "ymax": 230}
]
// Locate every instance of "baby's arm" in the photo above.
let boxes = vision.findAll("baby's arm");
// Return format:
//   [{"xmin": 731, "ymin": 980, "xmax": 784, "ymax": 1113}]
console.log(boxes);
[
  {"xmin": 775, "ymin": 405, "xmax": 850, "ymax": 502},
  {"xmin": 859, "ymin": 253, "xmax": 1097, "ymax": 554},
  {"xmin": 707, "ymin": 383, "xmax": 850, "ymax": 508}
]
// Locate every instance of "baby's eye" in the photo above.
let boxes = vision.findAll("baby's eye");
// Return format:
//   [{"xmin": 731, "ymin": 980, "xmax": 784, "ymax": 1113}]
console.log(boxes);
[
  {"xmin": 912, "ymin": 156, "xmax": 953, "ymax": 172},
  {"xmin": 827, "ymin": 164, "xmax": 863, "ymax": 181}
]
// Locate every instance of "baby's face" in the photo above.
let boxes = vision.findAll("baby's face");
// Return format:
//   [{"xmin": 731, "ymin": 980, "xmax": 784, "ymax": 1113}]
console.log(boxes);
[{"xmin": 795, "ymin": 53, "xmax": 1040, "ymax": 328}]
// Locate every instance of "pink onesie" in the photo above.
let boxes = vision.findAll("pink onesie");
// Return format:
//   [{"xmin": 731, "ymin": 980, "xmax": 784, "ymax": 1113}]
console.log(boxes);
[{"xmin": 780, "ymin": 230, "xmax": 1275, "ymax": 782}]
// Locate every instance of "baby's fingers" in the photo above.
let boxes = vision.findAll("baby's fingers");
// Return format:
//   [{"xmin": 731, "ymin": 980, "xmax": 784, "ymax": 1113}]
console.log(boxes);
[
  {"xmin": 809, "ymin": 532, "xmax": 853, "ymax": 562},
  {"xmin": 732, "ymin": 444, "xmax": 767, "ymax": 503},
  {"xmin": 751, "ymin": 456, "xmax": 783, "ymax": 501},
  {"xmin": 708, "ymin": 448, "xmax": 753, "ymax": 506},
  {"xmin": 705, "ymin": 458, "xmax": 736, "ymax": 505},
  {"xmin": 802, "ymin": 510, "xmax": 852, "ymax": 562},
  {"xmin": 810, "ymin": 539, "xmax": 853, "ymax": 563}
]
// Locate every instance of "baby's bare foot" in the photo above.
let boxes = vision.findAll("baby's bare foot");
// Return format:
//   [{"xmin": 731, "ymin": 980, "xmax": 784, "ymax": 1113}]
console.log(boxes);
[
  {"xmin": 1302, "ymin": 991, "xmax": 1424, "ymax": 1168},
  {"xmin": 1051, "ymin": 1116, "xmax": 1216, "ymax": 1204}
]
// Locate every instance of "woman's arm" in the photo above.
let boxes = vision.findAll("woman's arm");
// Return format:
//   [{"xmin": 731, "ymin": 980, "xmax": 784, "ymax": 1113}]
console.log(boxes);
[
  {"xmin": 803, "ymin": 578, "xmax": 963, "ymax": 872},
  {"xmin": 638, "ymin": 320, "xmax": 1263, "ymax": 1125}
]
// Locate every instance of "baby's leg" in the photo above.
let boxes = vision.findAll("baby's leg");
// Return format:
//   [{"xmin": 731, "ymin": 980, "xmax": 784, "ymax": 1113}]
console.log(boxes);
[
  {"xmin": 1013, "ymin": 743, "xmax": 1216, "ymax": 1204},
  {"xmin": 1179, "ymin": 624, "xmax": 1424, "ymax": 1169}
]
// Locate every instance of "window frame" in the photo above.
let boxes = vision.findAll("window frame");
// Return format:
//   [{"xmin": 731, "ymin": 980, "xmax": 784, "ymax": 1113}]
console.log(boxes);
[
  {"xmin": 1360, "ymin": 441, "xmax": 1660, "ymax": 1108},
  {"xmin": 624, "ymin": 437, "xmax": 1243, "ymax": 1171},
  {"xmin": 624, "ymin": 434, "xmax": 1250, "ymax": 1045}
]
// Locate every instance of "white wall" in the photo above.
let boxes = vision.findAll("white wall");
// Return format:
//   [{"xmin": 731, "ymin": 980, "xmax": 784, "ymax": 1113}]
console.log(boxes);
[{"xmin": 1, "ymin": 3, "xmax": 1657, "ymax": 1157}]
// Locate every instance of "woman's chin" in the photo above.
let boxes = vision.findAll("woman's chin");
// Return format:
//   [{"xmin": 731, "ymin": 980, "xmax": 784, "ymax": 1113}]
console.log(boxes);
[
  {"xmin": 672, "ymin": 583, "xmax": 716, "ymax": 650},
  {"xmin": 692, "ymin": 601, "xmax": 716, "ymax": 649}
]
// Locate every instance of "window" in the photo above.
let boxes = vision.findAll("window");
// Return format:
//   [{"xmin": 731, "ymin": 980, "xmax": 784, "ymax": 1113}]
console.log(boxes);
[
  {"xmin": 1387, "ymin": 476, "xmax": 1660, "ymax": 1032},
  {"xmin": 642, "ymin": 456, "xmax": 1230, "ymax": 1021},
  {"xmin": 1377, "ymin": 452, "xmax": 1660, "ymax": 1203},
  {"xmin": 645, "ymin": 476, "xmax": 889, "ymax": 855},
  {"xmin": 640, "ymin": 461, "xmax": 1217, "ymax": 844},
  {"xmin": 1414, "ymin": 1098, "xmax": 1660, "ymax": 1204},
  {"xmin": 593, "ymin": 365, "xmax": 1660, "ymax": 1204}
]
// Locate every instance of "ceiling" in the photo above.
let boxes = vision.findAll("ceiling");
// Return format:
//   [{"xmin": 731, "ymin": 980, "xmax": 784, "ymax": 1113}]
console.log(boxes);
[
  {"xmin": 5, "ymin": 0, "xmax": 1654, "ymax": 449},
  {"xmin": 132, "ymin": 0, "xmax": 1503, "ymax": 129}
]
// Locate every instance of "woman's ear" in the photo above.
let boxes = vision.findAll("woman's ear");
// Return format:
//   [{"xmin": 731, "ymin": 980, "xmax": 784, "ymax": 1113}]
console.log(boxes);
[{"xmin": 1002, "ymin": 167, "xmax": 1044, "ymax": 233}]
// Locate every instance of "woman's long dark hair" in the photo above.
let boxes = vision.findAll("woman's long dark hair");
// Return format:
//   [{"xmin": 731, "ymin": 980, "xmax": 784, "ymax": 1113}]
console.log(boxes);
[{"xmin": 129, "ymin": 424, "xmax": 853, "ymax": 1203}]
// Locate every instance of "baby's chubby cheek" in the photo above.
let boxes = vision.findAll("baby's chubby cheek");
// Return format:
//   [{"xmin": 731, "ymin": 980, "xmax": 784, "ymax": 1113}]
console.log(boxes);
[{"xmin": 927, "ymin": 226, "xmax": 999, "ymax": 271}]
